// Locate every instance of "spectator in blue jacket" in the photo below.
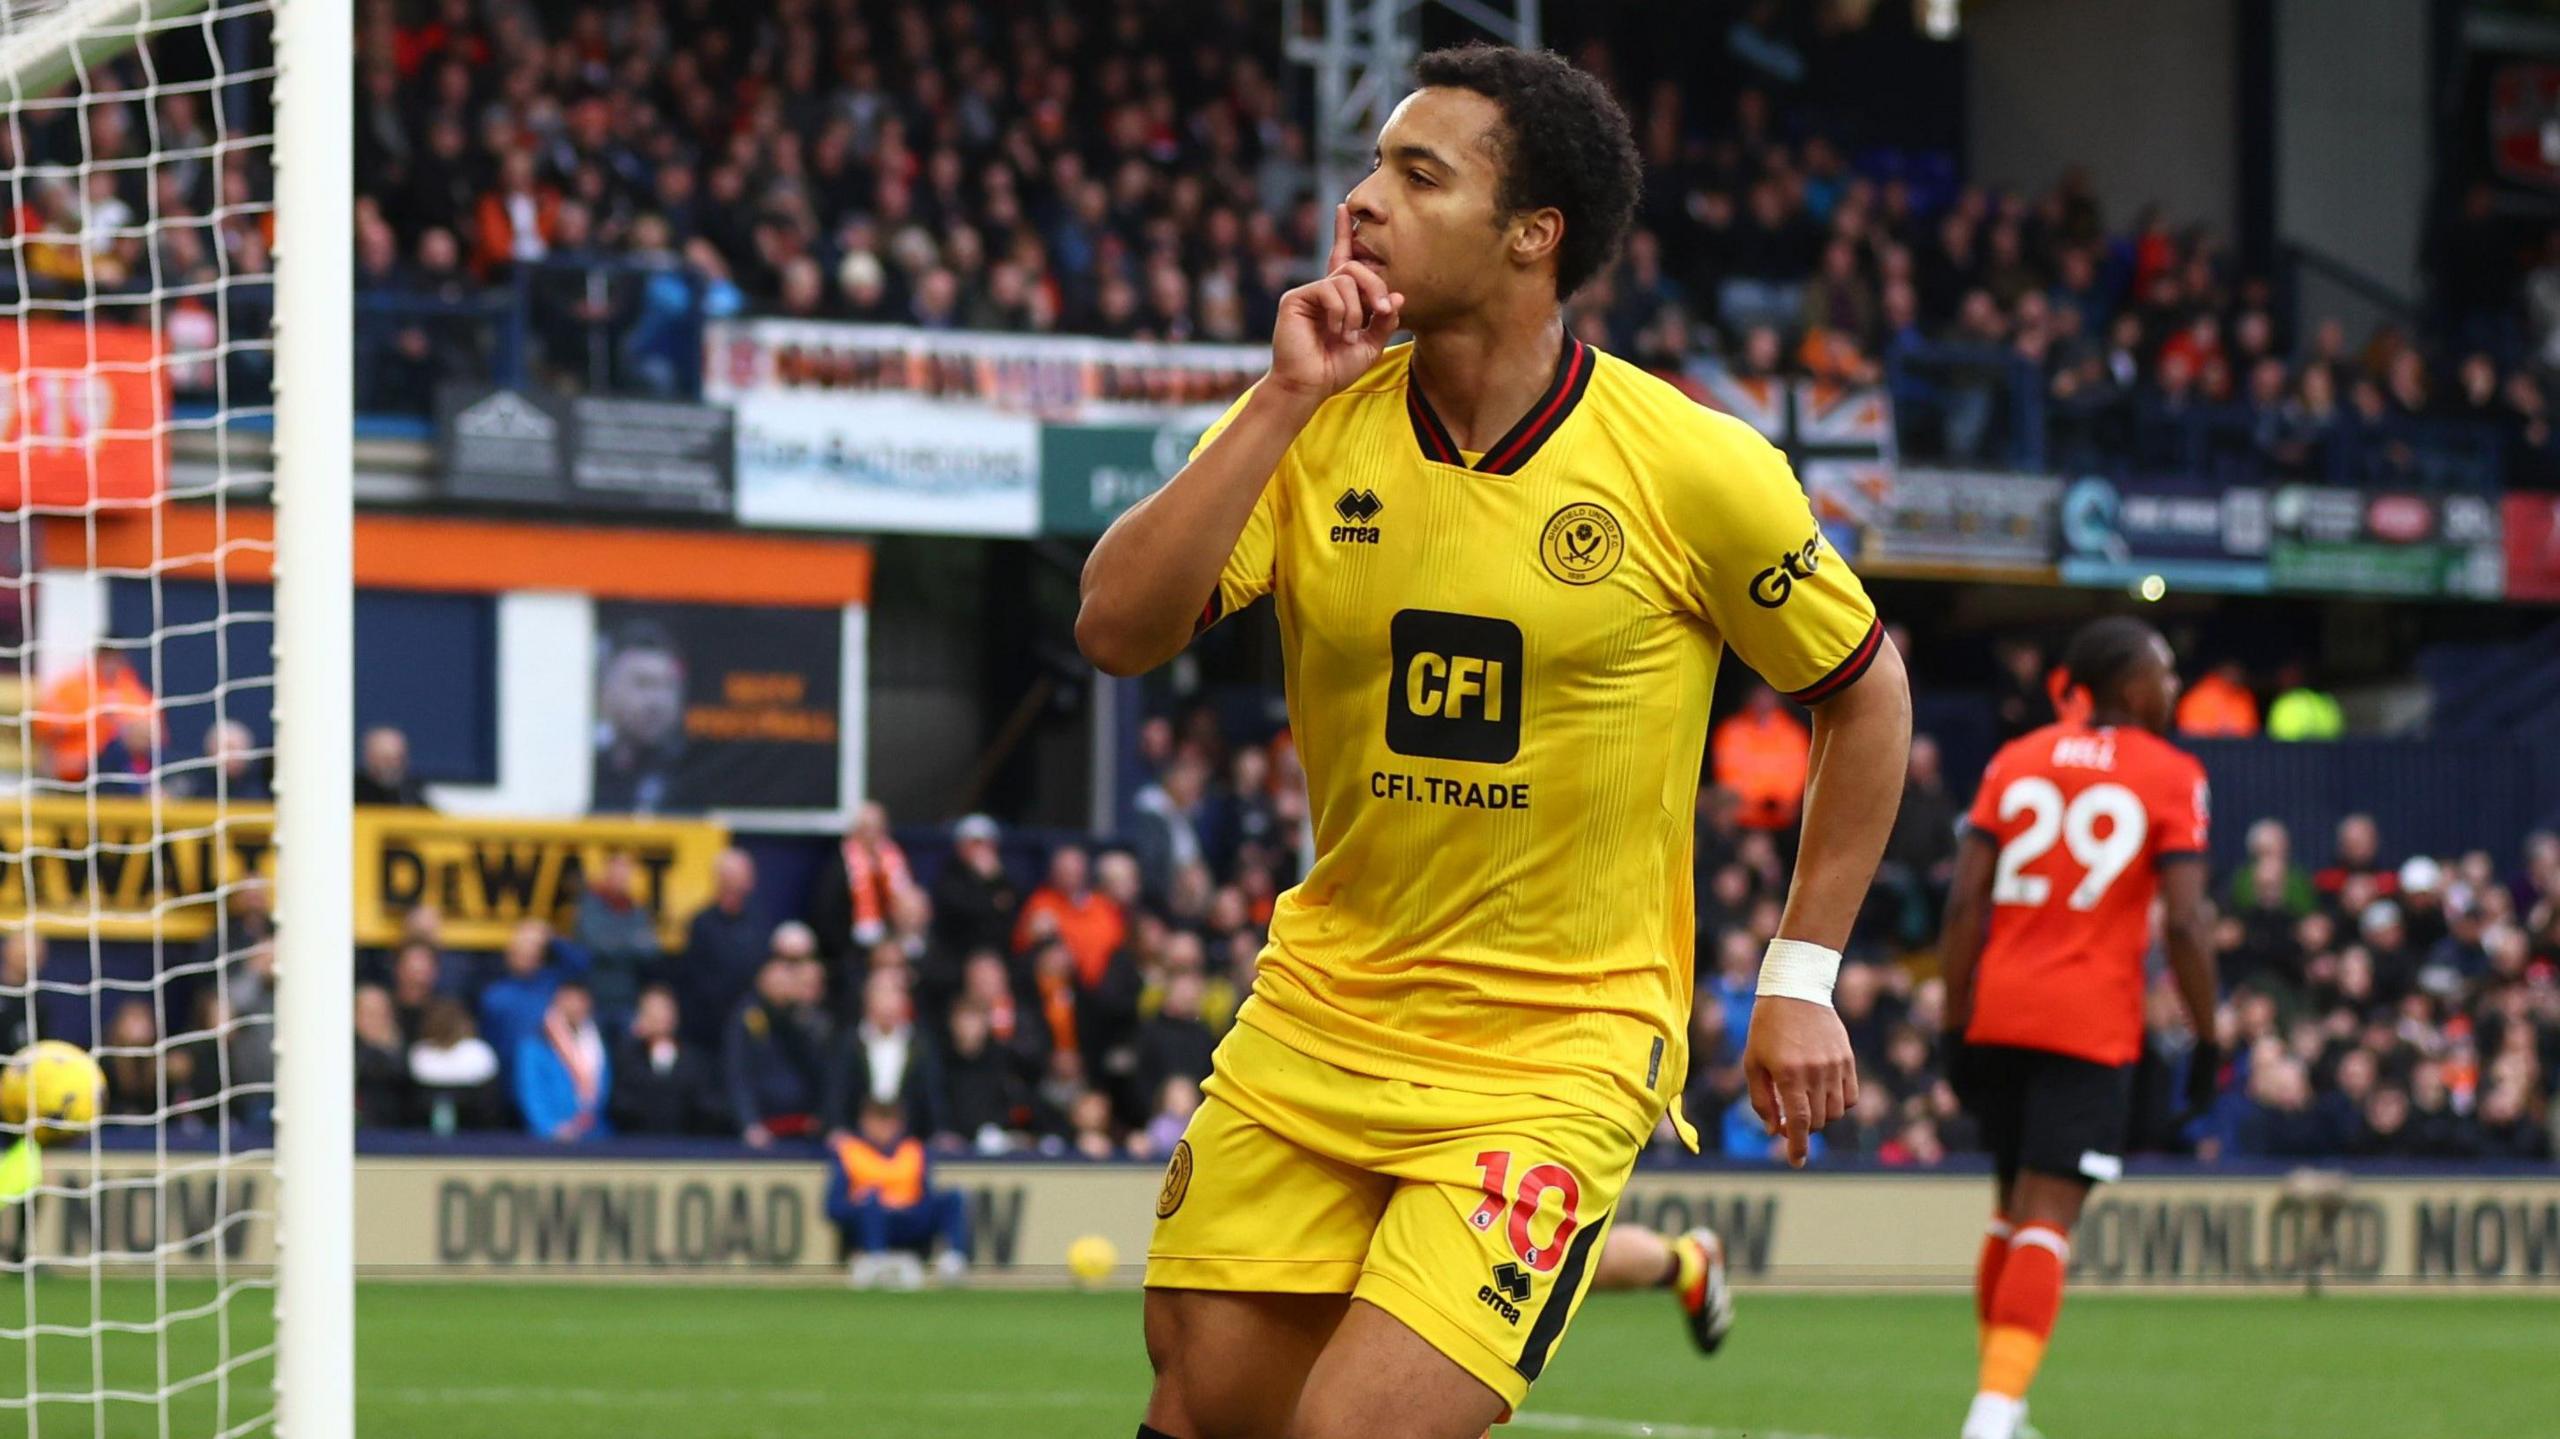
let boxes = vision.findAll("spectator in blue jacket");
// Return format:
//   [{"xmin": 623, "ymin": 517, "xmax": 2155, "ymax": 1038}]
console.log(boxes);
[
  {"xmin": 478, "ymin": 919, "xmax": 592, "ymax": 1071},
  {"xmin": 678, "ymin": 849, "xmax": 768, "ymax": 1050},
  {"xmin": 2199, "ymin": 1038, "xmax": 2357, "ymax": 1159},
  {"xmin": 725, "ymin": 954, "xmax": 833, "ymax": 1147},
  {"xmin": 515, "ymin": 980, "xmax": 612, "ymax": 1142}
]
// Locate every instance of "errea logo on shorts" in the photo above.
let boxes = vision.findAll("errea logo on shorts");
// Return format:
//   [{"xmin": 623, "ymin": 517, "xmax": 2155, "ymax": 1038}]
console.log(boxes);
[{"xmin": 1477, "ymin": 1261, "xmax": 1533, "ymax": 1326}]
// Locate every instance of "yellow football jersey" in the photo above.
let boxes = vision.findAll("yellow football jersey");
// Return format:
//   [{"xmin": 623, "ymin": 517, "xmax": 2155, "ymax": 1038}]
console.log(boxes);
[{"xmin": 1193, "ymin": 338, "xmax": 1882, "ymax": 1144}]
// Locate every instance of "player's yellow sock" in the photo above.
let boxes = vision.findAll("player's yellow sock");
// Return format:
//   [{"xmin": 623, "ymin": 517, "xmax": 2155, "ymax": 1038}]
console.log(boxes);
[
  {"xmin": 1978, "ymin": 1221, "xmax": 2067, "ymax": 1399},
  {"xmin": 1669, "ymin": 1232, "xmax": 1707, "ymax": 1295}
]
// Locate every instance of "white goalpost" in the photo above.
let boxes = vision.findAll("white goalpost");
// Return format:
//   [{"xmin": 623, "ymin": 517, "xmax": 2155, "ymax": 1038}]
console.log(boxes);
[
  {"xmin": 269, "ymin": 0, "xmax": 351, "ymax": 1433},
  {"xmin": 0, "ymin": 0, "xmax": 348, "ymax": 1431}
]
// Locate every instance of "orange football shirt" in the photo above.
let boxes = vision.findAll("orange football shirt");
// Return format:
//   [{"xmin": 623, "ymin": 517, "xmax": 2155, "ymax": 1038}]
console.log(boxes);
[{"xmin": 1963, "ymin": 721, "xmax": 2209, "ymax": 1066}]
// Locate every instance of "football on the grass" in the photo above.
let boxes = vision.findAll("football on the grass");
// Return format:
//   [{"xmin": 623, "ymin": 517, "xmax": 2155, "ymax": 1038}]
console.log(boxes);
[{"xmin": 1066, "ymin": 1234, "xmax": 1119, "ymax": 1287}]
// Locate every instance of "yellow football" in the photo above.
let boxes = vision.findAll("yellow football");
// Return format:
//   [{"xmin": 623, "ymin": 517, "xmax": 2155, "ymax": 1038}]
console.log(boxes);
[
  {"xmin": 1066, "ymin": 1234, "xmax": 1119, "ymax": 1288},
  {"xmin": 2, "ymin": 1040, "xmax": 106, "ymax": 1146}
]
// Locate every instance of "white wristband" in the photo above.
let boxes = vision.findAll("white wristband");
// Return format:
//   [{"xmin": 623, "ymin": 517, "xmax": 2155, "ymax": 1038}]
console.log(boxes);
[{"xmin": 1754, "ymin": 938, "xmax": 1842, "ymax": 1007}]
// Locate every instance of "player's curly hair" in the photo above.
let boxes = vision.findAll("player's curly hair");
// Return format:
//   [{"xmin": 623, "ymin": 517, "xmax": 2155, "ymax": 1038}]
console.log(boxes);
[
  {"xmin": 1411, "ymin": 42, "xmax": 1641, "ymax": 301},
  {"xmin": 2062, "ymin": 616, "xmax": 2165, "ymax": 707}
]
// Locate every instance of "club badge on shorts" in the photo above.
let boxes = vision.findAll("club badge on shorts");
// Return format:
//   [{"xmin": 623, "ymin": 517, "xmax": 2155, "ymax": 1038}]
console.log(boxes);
[{"xmin": 1156, "ymin": 1139, "xmax": 1194, "ymax": 1219}]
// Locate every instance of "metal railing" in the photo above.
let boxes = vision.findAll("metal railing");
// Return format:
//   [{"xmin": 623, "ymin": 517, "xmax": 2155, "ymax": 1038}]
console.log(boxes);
[
  {"xmin": 1886, "ymin": 340, "xmax": 2511, "ymax": 491},
  {"xmin": 346, "ymin": 257, "xmax": 723, "ymax": 419},
  {"xmin": 334, "ymin": 265, "xmax": 2527, "ymax": 495}
]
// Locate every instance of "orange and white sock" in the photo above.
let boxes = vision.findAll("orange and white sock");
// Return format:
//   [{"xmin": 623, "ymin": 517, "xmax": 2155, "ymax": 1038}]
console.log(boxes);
[{"xmin": 1978, "ymin": 1220, "xmax": 2068, "ymax": 1402}]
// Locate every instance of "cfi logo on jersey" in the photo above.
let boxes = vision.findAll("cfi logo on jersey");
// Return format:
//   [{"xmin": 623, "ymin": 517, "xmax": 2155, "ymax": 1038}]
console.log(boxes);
[
  {"xmin": 1749, "ymin": 533, "xmax": 1823, "ymax": 608},
  {"xmin": 1332, "ymin": 488, "xmax": 1384, "ymax": 544},
  {"xmin": 1538, "ymin": 502, "xmax": 1624, "ymax": 585},
  {"xmin": 1387, "ymin": 609, "xmax": 1523, "ymax": 764}
]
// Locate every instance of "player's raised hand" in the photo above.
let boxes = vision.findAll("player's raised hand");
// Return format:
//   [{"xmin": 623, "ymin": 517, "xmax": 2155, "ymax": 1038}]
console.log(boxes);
[
  {"xmin": 1741, "ymin": 997, "xmax": 1859, "ymax": 1169},
  {"xmin": 1268, "ymin": 204, "xmax": 1402, "ymax": 401}
]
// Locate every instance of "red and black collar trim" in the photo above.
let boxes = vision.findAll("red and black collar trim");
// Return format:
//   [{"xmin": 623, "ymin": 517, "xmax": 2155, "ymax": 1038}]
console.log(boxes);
[
  {"xmin": 1405, "ymin": 379, "xmax": 1462, "ymax": 465},
  {"xmin": 1404, "ymin": 337, "xmax": 1594, "ymax": 475}
]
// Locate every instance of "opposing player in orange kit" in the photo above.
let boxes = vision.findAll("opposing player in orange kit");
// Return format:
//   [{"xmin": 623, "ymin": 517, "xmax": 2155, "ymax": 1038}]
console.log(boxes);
[{"xmin": 1938, "ymin": 616, "xmax": 2221, "ymax": 1439}]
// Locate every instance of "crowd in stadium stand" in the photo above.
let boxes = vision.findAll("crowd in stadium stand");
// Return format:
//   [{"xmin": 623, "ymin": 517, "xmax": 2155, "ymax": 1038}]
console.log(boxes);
[
  {"xmin": 0, "ymin": 73, "xmax": 272, "ymax": 399},
  {"xmin": 1635, "ymin": 183, "xmax": 2556, "ymax": 491},
  {"xmin": 335, "ymin": 0, "xmax": 2560, "ymax": 492},
  {"xmin": 1693, "ymin": 653, "xmax": 2559, "ymax": 1167},
  {"xmin": 3, "ymin": 1, "xmax": 2545, "ymax": 484},
  {"xmin": 324, "ymin": 731, "xmax": 1299, "ymax": 1159},
  {"xmin": 0, "ymin": 4, "xmax": 2542, "ymax": 1166},
  {"xmin": 289, "ymin": 682, "xmax": 2560, "ymax": 1168},
  {"xmin": 350, "ymin": 0, "xmax": 1307, "ymax": 403}
]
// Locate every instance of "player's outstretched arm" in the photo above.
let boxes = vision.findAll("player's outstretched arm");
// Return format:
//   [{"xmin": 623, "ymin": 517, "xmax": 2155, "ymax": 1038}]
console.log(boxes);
[
  {"xmin": 1076, "ymin": 205, "xmax": 1402, "ymax": 677},
  {"xmin": 1741, "ymin": 637, "xmax": 1911, "ymax": 1167}
]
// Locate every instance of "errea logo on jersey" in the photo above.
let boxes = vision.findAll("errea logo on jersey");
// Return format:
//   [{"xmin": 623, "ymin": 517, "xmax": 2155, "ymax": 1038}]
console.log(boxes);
[{"xmin": 1331, "ymin": 488, "xmax": 1383, "ymax": 544}]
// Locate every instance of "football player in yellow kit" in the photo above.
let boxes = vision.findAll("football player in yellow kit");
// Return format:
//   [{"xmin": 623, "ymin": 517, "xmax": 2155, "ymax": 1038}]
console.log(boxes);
[{"xmin": 1078, "ymin": 42, "xmax": 1909, "ymax": 1439}]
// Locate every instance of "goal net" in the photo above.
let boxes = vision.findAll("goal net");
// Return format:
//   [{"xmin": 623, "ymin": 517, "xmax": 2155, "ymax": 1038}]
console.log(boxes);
[{"xmin": 0, "ymin": 0, "xmax": 346, "ymax": 1432}]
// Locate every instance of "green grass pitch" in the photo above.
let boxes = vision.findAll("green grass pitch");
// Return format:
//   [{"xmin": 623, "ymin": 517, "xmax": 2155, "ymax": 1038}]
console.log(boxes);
[{"xmin": 1, "ymin": 1280, "xmax": 2545, "ymax": 1438}]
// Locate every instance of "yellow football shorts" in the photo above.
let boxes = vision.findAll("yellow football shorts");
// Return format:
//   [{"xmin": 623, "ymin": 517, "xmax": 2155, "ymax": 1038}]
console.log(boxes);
[{"xmin": 1145, "ymin": 1019, "xmax": 1641, "ymax": 1411}]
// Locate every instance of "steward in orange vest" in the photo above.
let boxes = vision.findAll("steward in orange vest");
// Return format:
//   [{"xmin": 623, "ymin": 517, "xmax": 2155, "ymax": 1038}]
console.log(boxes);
[
  {"xmin": 1711, "ymin": 686, "xmax": 1812, "ymax": 831},
  {"xmin": 827, "ymin": 1101, "xmax": 971, "ymax": 1287},
  {"xmin": 2174, "ymin": 663, "xmax": 2259, "ymax": 738}
]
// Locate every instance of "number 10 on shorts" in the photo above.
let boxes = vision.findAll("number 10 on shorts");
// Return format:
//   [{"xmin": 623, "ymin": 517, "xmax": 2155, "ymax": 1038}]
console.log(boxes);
[{"xmin": 1469, "ymin": 1151, "xmax": 1582, "ymax": 1273}]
